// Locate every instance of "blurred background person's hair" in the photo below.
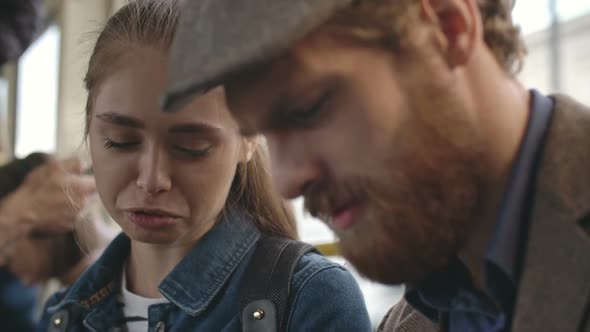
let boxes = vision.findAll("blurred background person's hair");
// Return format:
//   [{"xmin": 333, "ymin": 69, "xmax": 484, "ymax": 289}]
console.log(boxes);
[
  {"xmin": 0, "ymin": 2, "xmax": 44, "ymax": 330},
  {"xmin": 0, "ymin": 0, "xmax": 42, "ymax": 66},
  {"xmin": 0, "ymin": 0, "xmax": 42, "ymax": 164}
]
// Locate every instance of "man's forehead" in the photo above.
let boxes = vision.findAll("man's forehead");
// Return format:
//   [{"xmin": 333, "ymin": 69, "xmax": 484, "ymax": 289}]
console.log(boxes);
[
  {"xmin": 227, "ymin": 53, "xmax": 336, "ymax": 136},
  {"xmin": 225, "ymin": 64, "xmax": 292, "ymax": 134},
  {"xmin": 227, "ymin": 51, "xmax": 302, "ymax": 104}
]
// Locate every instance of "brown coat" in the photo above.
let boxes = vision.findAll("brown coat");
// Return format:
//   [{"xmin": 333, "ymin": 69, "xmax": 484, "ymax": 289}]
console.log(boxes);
[{"xmin": 379, "ymin": 94, "xmax": 590, "ymax": 332}]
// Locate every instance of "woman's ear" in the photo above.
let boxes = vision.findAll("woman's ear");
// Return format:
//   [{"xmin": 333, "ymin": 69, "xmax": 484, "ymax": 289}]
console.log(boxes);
[{"xmin": 240, "ymin": 136, "xmax": 257, "ymax": 163}]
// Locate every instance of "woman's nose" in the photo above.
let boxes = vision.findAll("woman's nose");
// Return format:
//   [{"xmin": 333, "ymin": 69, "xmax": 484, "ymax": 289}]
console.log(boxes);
[{"xmin": 136, "ymin": 147, "xmax": 172, "ymax": 194}]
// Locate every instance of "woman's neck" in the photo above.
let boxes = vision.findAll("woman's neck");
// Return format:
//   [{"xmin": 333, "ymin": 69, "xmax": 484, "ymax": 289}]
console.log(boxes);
[{"xmin": 125, "ymin": 241, "xmax": 191, "ymax": 298}]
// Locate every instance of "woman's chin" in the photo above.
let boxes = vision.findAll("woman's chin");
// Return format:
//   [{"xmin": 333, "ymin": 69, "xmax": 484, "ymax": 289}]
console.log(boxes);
[{"xmin": 125, "ymin": 226, "xmax": 181, "ymax": 245}]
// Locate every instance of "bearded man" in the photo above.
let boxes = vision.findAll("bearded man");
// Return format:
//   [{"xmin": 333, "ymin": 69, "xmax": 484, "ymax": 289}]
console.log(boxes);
[{"xmin": 162, "ymin": 0, "xmax": 590, "ymax": 331}]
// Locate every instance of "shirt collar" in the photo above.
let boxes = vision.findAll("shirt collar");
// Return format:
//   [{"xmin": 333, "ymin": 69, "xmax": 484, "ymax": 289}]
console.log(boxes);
[
  {"xmin": 158, "ymin": 209, "xmax": 260, "ymax": 316},
  {"xmin": 405, "ymin": 256, "xmax": 473, "ymax": 321},
  {"xmin": 485, "ymin": 89, "xmax": 554, "ymax": 284},
  {"xmin": 406, "ymin": 90, "xmax": 555, "ymax": 321}
]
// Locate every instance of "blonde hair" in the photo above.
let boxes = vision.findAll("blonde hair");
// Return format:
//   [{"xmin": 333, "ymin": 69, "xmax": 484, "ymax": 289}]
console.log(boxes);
[
  {"xmin": 84, "ymin": 0, "xmax": 298, "ymax": 240},
  {"xmin": 328, "ymin": 0, "xmax": 526, "ymax": 74}
]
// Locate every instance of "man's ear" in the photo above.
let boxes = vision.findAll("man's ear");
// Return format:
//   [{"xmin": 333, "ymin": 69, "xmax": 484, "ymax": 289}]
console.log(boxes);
[
  {"xmin": 419, "ymin": 0, "xmax": 478, "ymax": 67},
  {"xmin": 239, "ymin": 136, "xmax": 257, "ymax": 163}
]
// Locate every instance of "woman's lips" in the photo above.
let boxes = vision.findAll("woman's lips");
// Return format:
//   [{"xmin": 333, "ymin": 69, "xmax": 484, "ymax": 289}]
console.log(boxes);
[{"xmin": 125, "ymin": 209, "xmax": 181, "ymax": 229}]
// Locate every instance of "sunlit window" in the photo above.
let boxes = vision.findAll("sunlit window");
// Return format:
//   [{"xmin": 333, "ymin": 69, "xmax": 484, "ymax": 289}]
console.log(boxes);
[
  {"xmin": 513, "ymin": 0, "xmax": 552, "ymax": 35},
  {"xmin": 15, "ymin": 25, "xmax": 61, "ymax": 158},
  {"xmin": 558, "ymin": 0, "xmax": 590, "ymax": 22},
  {"xmin": 513, "ymin": 0, "xmax": 590, "ymax": 34},
  {"xmin": 0, "ymin": 79, "xmax": 10, "ymax": 162}
]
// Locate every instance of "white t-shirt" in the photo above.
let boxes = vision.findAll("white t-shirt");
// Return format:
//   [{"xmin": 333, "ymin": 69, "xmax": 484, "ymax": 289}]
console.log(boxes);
[{"xmin": 117, "ymin": 268, "xmax": 169, "ymax": 332}]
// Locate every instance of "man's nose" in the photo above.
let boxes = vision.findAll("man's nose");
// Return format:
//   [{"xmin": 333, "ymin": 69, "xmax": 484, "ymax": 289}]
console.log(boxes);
[{"xmin": 267, "ymin": 133, "xmax": 322, "ymax": 199}]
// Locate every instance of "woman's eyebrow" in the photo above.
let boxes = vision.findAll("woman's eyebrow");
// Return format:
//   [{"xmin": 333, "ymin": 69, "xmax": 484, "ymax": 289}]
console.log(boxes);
[
  {"xmin": 95, "ymin": 112, "xmax": 144, "ymax": 129},
  {"xmin": 168, "ymin": 123, "xmax": 223, "ymax": 134}
]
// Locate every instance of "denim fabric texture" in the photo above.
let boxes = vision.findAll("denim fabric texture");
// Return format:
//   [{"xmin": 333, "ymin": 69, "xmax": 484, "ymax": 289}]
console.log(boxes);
[
  {"xmin": 0, "ymin": 268, "xmax": 38, "ymax": 332},
  {"xmin": 37, "ymin": 210, "xmax": 371, "ymax": 331}
]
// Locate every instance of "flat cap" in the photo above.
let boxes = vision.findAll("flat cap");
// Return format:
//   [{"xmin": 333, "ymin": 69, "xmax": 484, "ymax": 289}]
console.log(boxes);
[
  {"xmin": 162, "ymin": 0, "xmax": 353, "ymax": 112},
  {"xmin": 162, "ymin": 0, "xmax": 517, "ymax": 112}
]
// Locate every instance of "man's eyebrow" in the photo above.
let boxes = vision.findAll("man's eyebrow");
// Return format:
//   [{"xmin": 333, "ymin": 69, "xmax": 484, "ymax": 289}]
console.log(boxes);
[
  {"xmin": 95, "ymin": 112, "xmax": 144, "ymax": 129},
  {"xmin": 169, "ymin": 123, "xmax": 223, "ymax": 134}
]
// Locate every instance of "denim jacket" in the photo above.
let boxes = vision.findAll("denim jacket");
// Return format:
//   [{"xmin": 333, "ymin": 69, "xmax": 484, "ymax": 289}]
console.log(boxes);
[{"xmin": 38, "ymin": 211, "xmax": 372, "ymax": 332}]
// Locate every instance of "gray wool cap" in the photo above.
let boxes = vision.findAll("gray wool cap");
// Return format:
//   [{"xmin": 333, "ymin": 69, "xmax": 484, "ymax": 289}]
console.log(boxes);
[
  {"xmin": 162, "ymin": 0, "xmax": 516, "ymax": 112},
  {"xmin": 162, "ymin": 0, "xmax": 353, "ymax": 112}
]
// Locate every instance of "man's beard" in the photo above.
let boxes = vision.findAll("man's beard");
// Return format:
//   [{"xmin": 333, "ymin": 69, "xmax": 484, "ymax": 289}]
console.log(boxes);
[{"xmin": 304, "ymin": 116, "xmax": 488, "ymax": 285}]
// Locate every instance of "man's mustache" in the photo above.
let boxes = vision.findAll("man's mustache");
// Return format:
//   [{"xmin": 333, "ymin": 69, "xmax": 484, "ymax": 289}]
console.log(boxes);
[{"xmin": 303, "ymin": 179, "xmax": 369, "ymax": 222}]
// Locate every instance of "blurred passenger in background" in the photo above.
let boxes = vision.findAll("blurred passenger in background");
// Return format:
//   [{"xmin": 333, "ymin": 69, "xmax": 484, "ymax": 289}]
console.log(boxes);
[
  {"xmin": 0, "ymin": 1, "xmax": 103, "ymax": 330},
  {"xmin": 0, "ymin": 155, "xmax": 96, "ymax": 260},
  {"xmin": 0, "ymin": 154, "xmax": 100, "ymax": 331},
  {"xmin": 0, "ymin": 0, "xmax": 41, "ymax": 65}
]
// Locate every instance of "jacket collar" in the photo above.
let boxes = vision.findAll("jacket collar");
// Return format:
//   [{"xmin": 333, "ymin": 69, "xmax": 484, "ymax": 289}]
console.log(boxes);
[
  {"xmin": 48, "ymin": 209, "xmax": 260, "ymax": 320},
  {"xmin": 157, "ymin": 209, "xmax": 259, "ymax": 316},
  {"xmin": 47, "ymin": 232, "xmax": 129, "ymax": 314},
  {"xmin": 513, "ymin": 94, "xmax": 590, "ymax": 331}
]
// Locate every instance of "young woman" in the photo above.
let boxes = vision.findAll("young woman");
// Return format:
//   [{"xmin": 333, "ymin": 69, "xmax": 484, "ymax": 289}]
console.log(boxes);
[{"xmin": 38, "ymin": 1, "xmax": 371, "ymax": 331}]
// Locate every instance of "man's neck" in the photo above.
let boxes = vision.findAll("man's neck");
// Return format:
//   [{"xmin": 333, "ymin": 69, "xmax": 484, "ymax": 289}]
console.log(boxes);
[
  {"xmin": 467, "ymin": 51, "xmax": 531, "ymax": 181},
  {"xmin": 126, "ymin": 240, "xmax": 192, "ymax": 298},
  {"xmin": 456, "ymin": 46, "xmax": 532, "ymax": 294}
]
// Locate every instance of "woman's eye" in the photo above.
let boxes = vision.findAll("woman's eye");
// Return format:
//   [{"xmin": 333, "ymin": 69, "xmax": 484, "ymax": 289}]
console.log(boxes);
[
  {"xmin": 174, "ymin": 145, "xmax": 212, "ymax": 158},
  {"xmin": 103, "ymin": 137, "xmax": 140, "ymax": 150}
]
